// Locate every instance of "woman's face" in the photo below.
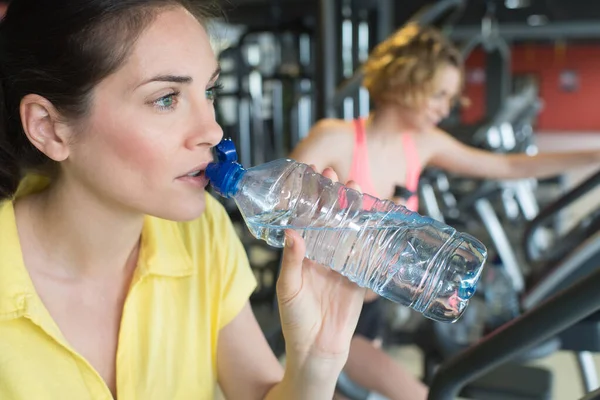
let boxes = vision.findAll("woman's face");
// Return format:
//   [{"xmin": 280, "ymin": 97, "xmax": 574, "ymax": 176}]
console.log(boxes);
[
  {"xmin": 62, "ymin": 7, "xmax": 223, "ymax": 221},
  {"xmin": 398, "ymin": 63, "xmax": 462, "ymax": 132}
]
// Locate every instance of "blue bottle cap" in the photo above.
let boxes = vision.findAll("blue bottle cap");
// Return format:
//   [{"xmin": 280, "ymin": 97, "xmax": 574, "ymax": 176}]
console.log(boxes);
[
  {"xmin": 206, "ymin": 139, "xmax": 245, "ymax": 198},
  {"xmin": 214, "ymin": 138, "xmax": 238, "ymax": 163},
  {"xmin": 458, "ymin": 270, "xmax": 478, "ymax": 300}
]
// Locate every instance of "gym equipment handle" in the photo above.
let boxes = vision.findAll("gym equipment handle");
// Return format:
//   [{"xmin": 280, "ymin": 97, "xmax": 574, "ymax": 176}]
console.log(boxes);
[
  {"xmin": 523, "ymin": 168, "xmax": 600, "ymax": 264},
  {"xmin": 427, "ymin": 262, "xmax": 600, "ymax": 400}
]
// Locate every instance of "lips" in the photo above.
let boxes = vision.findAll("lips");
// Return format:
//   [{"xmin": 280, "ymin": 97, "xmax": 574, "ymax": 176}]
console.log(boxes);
[
  {"xmin": 178, "ymin": 162, "xmax": 210, "ymax": 179},
  {"xmin": 185, "ymin": 169, "xmax": 203, "ymax": 177}
]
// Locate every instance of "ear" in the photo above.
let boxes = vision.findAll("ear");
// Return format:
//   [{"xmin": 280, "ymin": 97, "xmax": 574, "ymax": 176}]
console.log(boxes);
[{"xmin": 20, "ymin": 94, "xmax": 73, "ymax": 162}]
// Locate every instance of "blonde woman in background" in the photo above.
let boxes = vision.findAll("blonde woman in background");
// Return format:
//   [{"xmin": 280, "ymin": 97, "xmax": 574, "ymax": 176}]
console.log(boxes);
[{"xmin": 292, "ymin": 23, "xmax": 600, "ymax": 400}]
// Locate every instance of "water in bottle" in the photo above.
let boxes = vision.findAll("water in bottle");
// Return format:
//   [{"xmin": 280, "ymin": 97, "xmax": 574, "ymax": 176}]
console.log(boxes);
[{"xmin": 206, "ymin": 139, "xmax": 487, "ymax": 323}]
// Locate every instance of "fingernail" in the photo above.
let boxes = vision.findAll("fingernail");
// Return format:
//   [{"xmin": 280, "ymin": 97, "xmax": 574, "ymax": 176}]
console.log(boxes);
[{"xmin": 285, "ymin": 232, "xmax": 294, "ymax": 248}]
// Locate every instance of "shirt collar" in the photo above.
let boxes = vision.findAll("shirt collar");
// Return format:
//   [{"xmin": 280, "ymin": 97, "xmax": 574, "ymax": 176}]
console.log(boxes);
[
  {"xmin": 0, "ymin": 200, "xmax": 37, "ymax": 318},
  {"xmin": 138, "ymin": 215, "xmax": 194, "ymax": 278},
  {"xmin": 0, "ymin": 175, "xmax": 195, "ymax": 320}
]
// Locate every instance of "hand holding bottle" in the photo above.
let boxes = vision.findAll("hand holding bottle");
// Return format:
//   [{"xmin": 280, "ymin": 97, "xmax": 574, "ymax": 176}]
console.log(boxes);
[{"xmin": 276, "ymin": 166, "xmax": 366, "ymax": 379}]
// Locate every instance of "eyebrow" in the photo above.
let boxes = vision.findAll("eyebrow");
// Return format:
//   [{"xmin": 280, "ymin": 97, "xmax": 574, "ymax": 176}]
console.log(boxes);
[
  {"xmin": 210, "ymin": 66, "xmax": 221, "ymax": 81},
  {"xmin": 137, "ymin": 66, "xmax": 221, "ymax": 89}
]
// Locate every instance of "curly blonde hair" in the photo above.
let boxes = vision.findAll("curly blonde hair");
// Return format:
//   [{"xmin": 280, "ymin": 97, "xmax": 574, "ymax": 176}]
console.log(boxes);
[{"xmin": 363, "ymin": 23, "xmax": 465, "ymax": 109}]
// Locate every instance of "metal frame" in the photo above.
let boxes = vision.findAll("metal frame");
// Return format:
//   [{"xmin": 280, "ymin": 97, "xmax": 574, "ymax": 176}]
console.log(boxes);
[
  {"xmin": 410, "ymin": 0, "xmax": 465, "ymax": 32},
  {"xmin": 474, "ymin": 198, "xmax": 525, "ymax": 292},
  {"xmin": 451, "ymin": 21, "xmax": 600, "ymax": 41},
  {"xmin": 484, "ymin": 43, "xmax": 511, "ymax": 119},
  {"xmin": 522, "ymin": 233, "xmax": 600, "ymax": 310},
  {"xmin": 523, "ymin": 169, "xmax": 600, "ymax": 265},
  {"xmin": 316, "ymin": 0, "xmax": 338, "ymax": 119},
  {"xmin": 453, "ymin": 180, "xmax": 526, "ymax": 292},
  {"xmin": 427, "ymin": 265, "xmax": 600, "ymax": 400},
  {"xmin": 459, "ymin": 9, "xmax": 512, "ymax": 120},
  {"xmin": 375, "ymin": 0, "xmax": 394, "ymax": 44},
  {"xmin": 419, "ymin": 181, "xmax": 446, "ymax": 223},
  {"xmin": 582, "ymin": 384, "xmax": 600, "ymax": 400},
  {"xmin": 577, "ymin": 351, "xmax": 600, "ymax": 394}
]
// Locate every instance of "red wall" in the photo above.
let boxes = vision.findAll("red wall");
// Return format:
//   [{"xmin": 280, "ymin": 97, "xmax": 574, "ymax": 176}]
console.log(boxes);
[{"xmin": 462, "ymin": 44, "xmax": 600, "ymax": 132}]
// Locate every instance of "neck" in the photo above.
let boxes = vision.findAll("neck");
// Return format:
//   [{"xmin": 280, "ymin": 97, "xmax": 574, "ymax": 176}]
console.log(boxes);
[
  {"xmin": 368, "ymin": 106, "xmax": 416, "ymax": 138},
  {"xmin": 17, "ymin": 177, "xmax": 144, "ymax": 278}
]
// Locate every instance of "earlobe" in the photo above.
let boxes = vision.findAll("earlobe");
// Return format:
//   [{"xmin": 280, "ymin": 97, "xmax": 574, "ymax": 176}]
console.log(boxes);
[{"xmin": 20, "ymin": 94, "xmax": 71, "ymax": 162}]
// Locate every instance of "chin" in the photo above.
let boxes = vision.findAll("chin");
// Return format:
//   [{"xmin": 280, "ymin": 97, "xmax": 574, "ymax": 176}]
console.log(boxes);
[{"xmin": 419, "ymin": 121, "xmax": 436, "ymax": 131}]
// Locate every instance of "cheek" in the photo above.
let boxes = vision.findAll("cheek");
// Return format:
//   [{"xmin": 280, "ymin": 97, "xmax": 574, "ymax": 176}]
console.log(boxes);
[
  {"xmin": 84, "ymin": 109, "xmax": 174, "ymax": 180},
  {"xmin": 425, "ymin": 99, "xmax": 438, "ymax": 112},
  {"xmin": 110, "ymin": 129, "xmax": 163, "ymax": 169}
]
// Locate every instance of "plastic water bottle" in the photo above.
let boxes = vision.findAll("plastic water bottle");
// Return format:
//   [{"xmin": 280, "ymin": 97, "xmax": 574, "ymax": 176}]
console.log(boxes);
[{"xmin": 206, "ymin": 139, "xmax": 487, "ymax": 323}]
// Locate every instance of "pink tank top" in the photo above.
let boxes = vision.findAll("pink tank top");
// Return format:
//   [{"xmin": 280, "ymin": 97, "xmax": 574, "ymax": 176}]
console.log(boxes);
[{"xmin": 348, "ymin": 118, "xmax": 422, "ymax": 212}]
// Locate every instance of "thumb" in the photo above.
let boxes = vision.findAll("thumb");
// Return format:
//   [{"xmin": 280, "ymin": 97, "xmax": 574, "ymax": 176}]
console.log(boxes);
[{"xmin": 276, "ymin": 229, "xmax": 306, "ymax": 302}]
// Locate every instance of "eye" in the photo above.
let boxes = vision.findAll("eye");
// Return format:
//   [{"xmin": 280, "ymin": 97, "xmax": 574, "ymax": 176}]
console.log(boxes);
[
  {"xmin": 153, "ymin": 92, "xmax": 179, "ymax": 111},
  {"xmin": 205, "ymin": 82, "xmax": 224, "ymax": 102}
]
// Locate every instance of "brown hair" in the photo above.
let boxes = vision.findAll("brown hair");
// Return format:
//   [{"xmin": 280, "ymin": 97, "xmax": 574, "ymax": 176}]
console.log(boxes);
[{"xmin": 363, "ymin": 23, "xmax": 465, "ymax": 109}]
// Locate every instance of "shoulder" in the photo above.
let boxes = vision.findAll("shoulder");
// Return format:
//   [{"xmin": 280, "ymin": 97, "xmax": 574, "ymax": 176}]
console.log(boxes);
[
  {"xmin": 412, "ymin": 127, "xmax": 459, "ymax": 167},
  {"xmin": 291, "ymin": 118, "xmax": 355, "ymax": 159},
  {"xmin": 424, "ymin": 126, "xmax": 451, "ymax": 140},
  {"xmin": 420, "ymin": 127, "xmax": 458, "ymax": 151},
  {"xmin": 310, "ymin": 118, "xmax": 354, "ymax": 139}
]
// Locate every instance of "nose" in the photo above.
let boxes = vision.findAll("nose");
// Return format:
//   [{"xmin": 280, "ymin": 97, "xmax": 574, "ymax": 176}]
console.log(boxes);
[{"xmin": 184, "ymin": 103, "xmax": 223, "ymax": 150}]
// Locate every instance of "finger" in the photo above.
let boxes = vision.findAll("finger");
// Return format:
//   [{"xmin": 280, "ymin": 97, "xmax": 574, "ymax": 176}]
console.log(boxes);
[
  {"xmin": 322, "ymin": 167, "xmax": 339, "ymax": 183},
  {"xmin": 276, "ymin": 229, "xmax": 307, "ymax": 303},
  {"xmin": 345, "ymin": 179, "xmax": 362, "ymax": 194},
  {"xmin": 344, "ymin": 179, "xmax": 365, "ymax": 210}
]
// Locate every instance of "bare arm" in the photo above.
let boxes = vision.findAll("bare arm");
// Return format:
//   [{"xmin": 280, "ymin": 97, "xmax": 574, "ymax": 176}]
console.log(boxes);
[
  {"xmin": 217, "ymin": 303, "xmax": 340, "ymax": 400},
  {"xmin": 216, "ymin": 303, "xmax": 283, "ymax": 399},
  {"xmin": 428, "ymin": 129, "xmax": 600, "ymax": 180},
  {"xmin": 289, "ymin": 119, "xmax": 348, "ymax": 174}
]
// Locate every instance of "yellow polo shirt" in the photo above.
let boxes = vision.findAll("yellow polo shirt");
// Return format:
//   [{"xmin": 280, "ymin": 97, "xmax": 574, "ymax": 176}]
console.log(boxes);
[{"xmin": 0, "ymin": 175, "xmax": 257, "ymax": 399}]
